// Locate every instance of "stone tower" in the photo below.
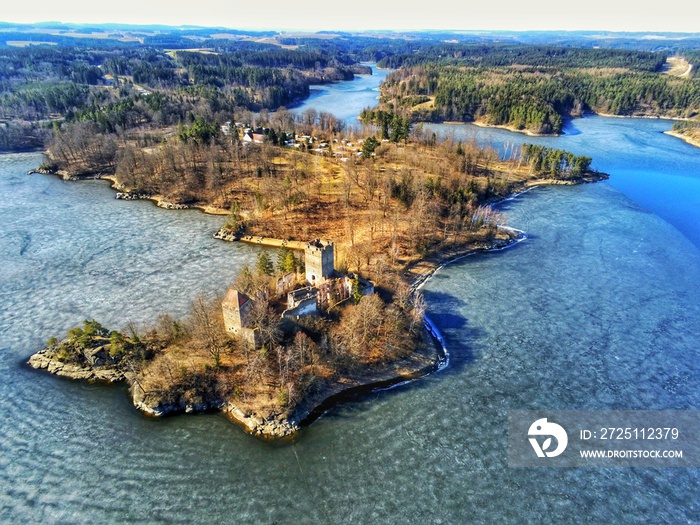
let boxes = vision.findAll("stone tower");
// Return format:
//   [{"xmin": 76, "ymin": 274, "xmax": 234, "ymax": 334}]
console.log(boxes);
[
  {"xmin": 305, "ymin": 239, "xmax": 334, "ymax": 286},
  {"xmin": 222, "ymin": 289, "xmax": 253, "ymax": 334}
]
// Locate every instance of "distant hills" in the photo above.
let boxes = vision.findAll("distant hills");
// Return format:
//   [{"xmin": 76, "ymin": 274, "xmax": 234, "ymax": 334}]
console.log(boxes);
[{"xmin": 2, "ymin": 22, "xmax": 700, "ymax": 52}]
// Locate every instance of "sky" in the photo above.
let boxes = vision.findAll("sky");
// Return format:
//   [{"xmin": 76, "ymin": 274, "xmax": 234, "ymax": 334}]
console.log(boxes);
[{"xmin": 3, "ymin": 0, "xmax": 700, "ymax": 33}]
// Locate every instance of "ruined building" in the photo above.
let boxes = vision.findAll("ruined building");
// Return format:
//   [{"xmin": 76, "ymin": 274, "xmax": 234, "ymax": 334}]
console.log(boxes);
[
  {"xmin": 223, "ymin": 238, "xmax": 375, "ymax": 340},
  {"xmin": 221, "ymin": 289, "xmax": 258, "ymax": 347}
]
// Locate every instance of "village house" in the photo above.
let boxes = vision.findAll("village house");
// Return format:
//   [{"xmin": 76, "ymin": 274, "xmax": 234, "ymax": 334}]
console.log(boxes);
[{"xmin": 242, "ymin": 130, "xmax": 266, "ymax": 144}]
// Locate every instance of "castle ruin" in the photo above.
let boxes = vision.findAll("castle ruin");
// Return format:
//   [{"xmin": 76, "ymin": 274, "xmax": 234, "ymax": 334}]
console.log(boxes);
[
  {"xmin": 221, "ymin": 288, "xmax": 258, "ymax": 347},
  {"xmin": 223, "ymin": 238, "xmax": 374, "ymax": 343}
]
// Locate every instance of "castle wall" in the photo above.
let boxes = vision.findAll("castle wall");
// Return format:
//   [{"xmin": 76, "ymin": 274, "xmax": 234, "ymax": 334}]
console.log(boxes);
[
  {"xmin": 238, "ymin": 327, "xmax": 260, "ymax": 349},
  {"xmin": 282, "ymin": 297, "xmax": 318, "ymax": 319}
]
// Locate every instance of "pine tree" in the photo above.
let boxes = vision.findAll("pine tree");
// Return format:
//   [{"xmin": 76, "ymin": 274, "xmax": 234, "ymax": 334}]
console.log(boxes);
[
  {"xmin": 277, "ymin": 248, "xmax": 296, "ymax": 273},
  {"xmin": 256, "ymin": 251, "xmax": 274, "ymax": 276}
]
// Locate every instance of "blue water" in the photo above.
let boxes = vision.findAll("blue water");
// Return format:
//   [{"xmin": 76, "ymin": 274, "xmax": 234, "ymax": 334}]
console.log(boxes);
[
  {"xmin": 290, "ymin": 63, "xmax": 391, "ymax": 129},
  {"xmin": 426, "ymin": 116, "xmax": 700, "ymax": 250},
  {"xmin": 1, "ymin": 68, "xmax": 700, "ymax": 523}
]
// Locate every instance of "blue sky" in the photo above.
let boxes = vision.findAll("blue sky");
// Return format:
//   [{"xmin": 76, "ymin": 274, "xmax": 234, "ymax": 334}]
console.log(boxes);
[{"xmin": 3, "ymin": 0, "xmax": 699, "ymax": 33}]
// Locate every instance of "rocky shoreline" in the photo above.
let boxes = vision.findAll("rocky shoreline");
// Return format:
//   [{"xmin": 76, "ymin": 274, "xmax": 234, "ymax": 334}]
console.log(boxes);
[
  {"xmin": 28, "ymin": 166, "xmax": 229, "ymax": 214},
  {"xmin": 28, "ymin": 331, "xmax": 440, "ymax": 438},
  {"xmin": 664, "ymin": 129, "xmax": 700, "ymax": 149},
  {"xmin": 28, "ymin": 345, "xmax": 126, "ymax": 383},
  {"xmin": 115, "ymin": 191, "xmax": 191, "ymax": 210}
]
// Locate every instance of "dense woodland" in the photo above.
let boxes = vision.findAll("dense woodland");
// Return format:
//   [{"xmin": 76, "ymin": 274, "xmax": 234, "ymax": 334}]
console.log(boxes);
[
  {"xmin": 380, "ymin": 61, "xmax": 700, "ymax": 134},
  {"xmin": 376, "ymin": 44, "xmax": 668, "ymax": 71},
  {"xmin": 2, "ymin": 27, "xmax": 700, "ymax": 150}
]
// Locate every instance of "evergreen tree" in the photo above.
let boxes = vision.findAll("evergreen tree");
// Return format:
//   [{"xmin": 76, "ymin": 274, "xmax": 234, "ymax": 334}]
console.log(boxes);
[
  {"xmin": 277, "ymin": 248, "xmax": 297, "ymax": 273},
  {"xmin": 256, "ymin": 251, "xmax": 274, "ymax": 276},
  {"xmin": 362, "ymin": 136, "xmax": 380, "ymax": 158}
]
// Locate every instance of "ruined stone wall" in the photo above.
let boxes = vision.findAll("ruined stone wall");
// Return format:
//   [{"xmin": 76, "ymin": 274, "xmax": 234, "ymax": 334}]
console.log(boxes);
[{"xmin": 282, "ymin": 297, "xmax": 318, "ymax": 319}]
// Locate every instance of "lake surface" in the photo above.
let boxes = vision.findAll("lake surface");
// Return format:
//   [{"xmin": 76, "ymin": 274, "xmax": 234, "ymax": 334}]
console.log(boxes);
[
  {"xmin": 424, "ymin": 116, "xmax": 700, "ymax": 250},
  {"xmin": 1, "ymin": 68, "xmax": 699, "ymax": 523},
  {"xmin": 290, "ymin": 63, "xmax": 391, "ymax": 129}
]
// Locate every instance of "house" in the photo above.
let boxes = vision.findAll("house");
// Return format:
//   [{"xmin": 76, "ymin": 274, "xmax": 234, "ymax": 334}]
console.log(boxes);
[{"xmin": 243, "ymin": 131, "xmax": 266, "ymax": 144}]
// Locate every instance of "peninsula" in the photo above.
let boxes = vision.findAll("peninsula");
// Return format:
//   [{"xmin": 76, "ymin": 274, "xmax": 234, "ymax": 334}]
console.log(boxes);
[
  {"xmin": 5, "ymin": 25, "xmax": 625, "ymax": 436},
  {"xmin": 28, "ymin": 126, "xmax": 607, "ymax": 437},
  {"xmin": 666, "ymin": 121, "xmax": 700, "ymax": 148}
]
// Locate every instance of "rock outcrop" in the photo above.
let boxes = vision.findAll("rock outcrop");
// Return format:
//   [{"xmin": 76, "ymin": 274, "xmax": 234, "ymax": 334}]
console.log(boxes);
[
  {"xmin": 213, "ymin": 227, "xmax": 240, "ymax": 241},
  {"xmin": 115, "ymin": 191, "xmax": 152, "ymax": 200},
  {"xmin": 28, "ymin": 346, "xmax": 125, "ymax": 383}
]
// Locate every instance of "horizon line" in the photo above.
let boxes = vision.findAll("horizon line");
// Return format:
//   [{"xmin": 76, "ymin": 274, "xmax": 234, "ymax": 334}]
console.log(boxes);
[{"xmin": 2, "ymin": 20, "xmax": 700, "ymax": 37}]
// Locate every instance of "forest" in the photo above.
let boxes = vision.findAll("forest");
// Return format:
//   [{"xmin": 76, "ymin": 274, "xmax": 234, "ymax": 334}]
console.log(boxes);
[
  {"xmin": 379, "ymin": 61, "xmax": 700, "ymax": 134},
  {"xmin": 0, "ymin": 37, "xmax": 366, "ymax": 150},
  {"xmin": 376, "ymin": 44, "xmax": 667, "ymax": 71},
  {"xmin": 3, "ymin": 28, "xmax": 699, "ymax": 152},
  {"xmin": 0, "ymin": 25, "xmax": 698, "ymax": 155}
]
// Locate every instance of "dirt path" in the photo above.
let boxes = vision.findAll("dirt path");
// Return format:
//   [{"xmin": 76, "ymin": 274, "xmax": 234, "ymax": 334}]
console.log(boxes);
[{"xmin": 663, "ymin": 56, "xmax": 693, "ymax": 78}]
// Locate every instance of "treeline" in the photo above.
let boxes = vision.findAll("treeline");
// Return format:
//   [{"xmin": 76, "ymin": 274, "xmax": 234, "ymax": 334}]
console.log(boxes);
[
  {"xmin": 176, "ymin": 45, "xmax": 346, "ymax": 69},
  {"xmin": 0, "ymin": 46, "xmax": 106, "ymax": 91},
  {"xmin": 0, "ymin": 82, "xmax": 90, "ymax": 119},
  {"xmin": 672, "ymin": 120, "xmax": 700, "ymax": 131},
  {"xmin": 359, "ymin": 109, "xmax": 411, "ymax": 142},
  {"xmin": 377, "ymin": 44, "xmax": 667, "ymax": 72},
  {"xmin": 671, "ymin": 119, "xmax": 700, "ymax": 143},
  {"xmin": 382, "ymin": 65, "xmax": 700, "ymax": 133},
  {"xmin": 520, "ymin": 144, "xmax": 593, "ymax": 179}
]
